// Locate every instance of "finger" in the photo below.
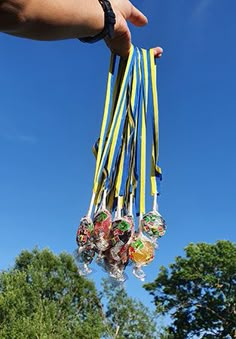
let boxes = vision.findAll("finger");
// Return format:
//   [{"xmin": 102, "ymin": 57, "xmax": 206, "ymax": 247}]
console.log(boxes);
[
  {"xmin": 105, "ymin": 17, "xmax": 131, "ymax": 58},
  {"xmin": 128, "ymin": 5, "xmax": 148, "ymax": 27},
  {"xmin": 152, "ymin": 47, "xmax": 163, "ymax": 58},
  {"xmin": 105, "ymin": 30, "xmax": 131, "ymax": 58}
]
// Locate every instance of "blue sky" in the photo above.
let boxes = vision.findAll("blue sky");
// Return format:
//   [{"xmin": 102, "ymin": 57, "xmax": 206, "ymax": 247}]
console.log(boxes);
[{"xmin": 0, "ymin": 0, "xmax": 236, "ymax": 309}]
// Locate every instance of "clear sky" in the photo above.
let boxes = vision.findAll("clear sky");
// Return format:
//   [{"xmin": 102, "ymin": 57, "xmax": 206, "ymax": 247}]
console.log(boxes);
[{"xmin": 0, "ymin": 0, "xmax": 236, "ymax": 309}]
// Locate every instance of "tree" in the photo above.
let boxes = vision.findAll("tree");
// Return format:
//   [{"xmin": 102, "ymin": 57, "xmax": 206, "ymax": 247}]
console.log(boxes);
[
  {"xmin": 102, "ymin": 279, "xmax": 162, "ymax": 338},
  {"xmin": 0, "ymin": 248, "xmax": 105, "ymax": 338},
  {"xmin": 0, "ymin": 248, "xmax": 165, "ymax": 339},
  {"xmin": 144, "ymin": 240, "xmax": 236, "ymax": 338}
]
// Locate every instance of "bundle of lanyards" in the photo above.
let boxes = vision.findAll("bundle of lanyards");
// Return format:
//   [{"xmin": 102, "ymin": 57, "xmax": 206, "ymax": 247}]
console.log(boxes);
[{"xmin": 75, "ymin": 46, "xmax": 166, "ymax": 282}]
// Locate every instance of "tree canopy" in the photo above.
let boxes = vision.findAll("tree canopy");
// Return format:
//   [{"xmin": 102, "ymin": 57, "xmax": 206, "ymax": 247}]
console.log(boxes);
[
  {"xmin": 0, "ymin": 248, "xmax": 162, "ymax": 338},
  {"xmin": 144, "ymin": 240, "xmax": 236, "ymax": 338},
  {"xmin": 0, "ymin": 248, "xmax": 105, "ymax": 338},
  {"xmin": 103, "ymin": 279, "xmax": 160, "ymax": 338}
]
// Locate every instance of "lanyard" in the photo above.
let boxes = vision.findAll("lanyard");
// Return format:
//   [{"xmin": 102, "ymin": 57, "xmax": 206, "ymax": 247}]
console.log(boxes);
[
  {"xmin": 91, "ymin": 46, "xmax": 136, "ymax": 213},
  {"xmin": 134, "ymin": 48, "xmax": 149, "ymax": 218},
  {"xmin": 113, "ymin": 48, "xmax": 142, "ymax": 216},
  {"xmin": 94, "ymin": 47, "xmax": 135, "ymax": 195},
  {"xmin": 150, "ymin": 49, "xmax": 162, "ymax": 192},
  {"xmin": 149, "ymin": 49, "xmax": 162, "ymax": 211},
  {"xmin": 92, "ymin": 57, "xmax": 126, "ymax": 210},
  {"xmin": 87, "ymin": 47, "xmax": 163, "ymax": 220},
  {"xmin": 93, "ymin": 53, "xmax": 116, "ymax": 194}
]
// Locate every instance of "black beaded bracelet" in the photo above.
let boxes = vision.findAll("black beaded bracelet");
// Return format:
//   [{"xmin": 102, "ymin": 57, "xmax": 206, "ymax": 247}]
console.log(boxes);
[{"xmin": 79, "ymin": 0, "xmax": 116, "ymax": 44}]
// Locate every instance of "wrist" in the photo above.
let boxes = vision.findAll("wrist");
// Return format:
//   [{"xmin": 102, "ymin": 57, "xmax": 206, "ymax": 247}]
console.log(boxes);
[
  {"xmin": 84, "ymin": 0, "xmax": 104, "ymax": 36},
  {"xmin": 80, "ymin": 0, "xmax": 116, "ymax": 43}
]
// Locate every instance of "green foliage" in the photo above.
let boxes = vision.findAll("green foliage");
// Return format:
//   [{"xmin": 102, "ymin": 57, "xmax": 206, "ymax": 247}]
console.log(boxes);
[
  {"xmin": 0, "ymin": 248, "xmax": 164, "ymax": 339},
  {"xmin": 144, "ymin": 240, "xmax": 236, "ymax": 338},
  {"xmin": 0, "ymin": 248, "xmax": 105, "ymax": 338},
  {"xmin": 102, "ymin": 279, "xmax": 161, "ymax": 339}
]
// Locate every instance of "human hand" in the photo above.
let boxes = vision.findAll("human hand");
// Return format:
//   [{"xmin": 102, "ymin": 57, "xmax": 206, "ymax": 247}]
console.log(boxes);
[{"xmin": 106, "ymin": 0, "xmax": 163, "ymax": 58}]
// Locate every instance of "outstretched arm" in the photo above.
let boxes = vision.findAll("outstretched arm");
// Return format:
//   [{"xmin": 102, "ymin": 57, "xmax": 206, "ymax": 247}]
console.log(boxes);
[{"xmin": 0, "ymin": 0, "xmax": 163, "ymax": 57}]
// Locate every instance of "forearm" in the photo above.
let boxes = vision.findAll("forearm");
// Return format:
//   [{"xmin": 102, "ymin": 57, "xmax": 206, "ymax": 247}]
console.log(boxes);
[
  {"xmin": 0, "ymin": 0, "xmax": 104, "ymax": 40},
  {"xmin": 0, "ymin": 0, "xmax": 163, "ymax": 59}
]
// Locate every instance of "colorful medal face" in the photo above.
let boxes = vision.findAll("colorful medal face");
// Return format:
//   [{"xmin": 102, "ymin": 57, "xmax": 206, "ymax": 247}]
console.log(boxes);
[
  {"xmin": 101, "ymin": 215, "xmax": 134, "ymax": 281},
  {"xmin": 141, "ymin": 211, "xmax": 166, "ymax": 239},
  {"xmin": 129, "ymin": 233, "xmax": 155, "ymax": 266},
  {"xmin": 110, "ymin": 216, "xmax": 134, "ymax": 246},
  {"xmin": 108, "ymin": 216, "xmax": 134, "ymax": 260},
  {"xmin": 113, "ymin": 216, "xmax": 134, "ymax": 263},
  {"xmin": 93, "ymin": 209, "xmax": 112, "ymax": 251},
  {"xmin": 76, "ymin": 216, "xmax": 94, "ymax": 247}
]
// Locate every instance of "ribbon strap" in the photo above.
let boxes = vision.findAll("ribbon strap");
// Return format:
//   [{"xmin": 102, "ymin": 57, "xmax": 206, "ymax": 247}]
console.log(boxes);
[{"xmin": 149, "ymin": 49, "xmax": 162, "ymax": 197}]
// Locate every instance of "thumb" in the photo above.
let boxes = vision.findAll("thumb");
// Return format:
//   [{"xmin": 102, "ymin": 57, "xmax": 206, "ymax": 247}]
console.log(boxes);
[{"xmin": 128, "ymin": 5, "xmax": 148, "ymax": 27}]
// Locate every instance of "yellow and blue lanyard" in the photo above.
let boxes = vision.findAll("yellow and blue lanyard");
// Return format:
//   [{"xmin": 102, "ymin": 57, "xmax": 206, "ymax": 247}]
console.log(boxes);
[
  {"xmin": 88, "ymin": 47, "xmax": 162, "ymax": 222},
  {"xmin": 148, "ymin": 49, "xmax": 162, "ymax": 210},
  {"xmin": 114, "ymin": 48, "xmax": 141, "ymax": 215},
  {"xmin": 107, "ymin": 68, "xmax": 138, "ymax": 212},
  {"xmin": 93, "ymin": 47, "xmax": 136, "ymax": 211},
  {"xmin": 134, "ymin": 48, "xmax": 149, "ymax": 218}
]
